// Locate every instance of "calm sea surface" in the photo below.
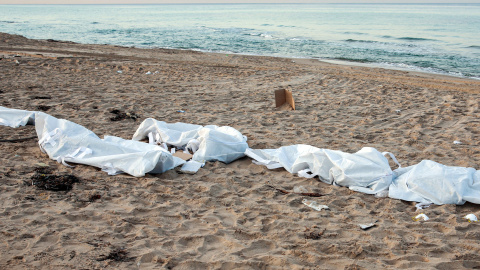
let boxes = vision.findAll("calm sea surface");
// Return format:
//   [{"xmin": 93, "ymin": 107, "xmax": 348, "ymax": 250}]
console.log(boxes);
[{"xmin": 1, "ymin": 4, "xmax": 479, "ymax": 79}]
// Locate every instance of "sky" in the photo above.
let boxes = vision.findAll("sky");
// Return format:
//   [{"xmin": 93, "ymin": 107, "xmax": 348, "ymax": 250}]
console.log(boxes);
[{"xmin": 1, "ymin": 0, "xmax": 480, "ymax": 4}]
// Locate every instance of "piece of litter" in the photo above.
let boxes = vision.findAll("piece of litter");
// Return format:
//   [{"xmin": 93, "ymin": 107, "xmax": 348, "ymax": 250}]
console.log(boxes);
[
  {"xmin": 35, "ymin": 163, "xmax": 49, "ymax": 167},
  {"xmin": 302, "ymin": 199, "xmax": 329, "ymax": 211},
  {"xmin": 177, "ymin": 110, "xmax": 185, "ymax": 113},
  {"xmin": 117, "ymin": 70, "xmax": 123, "ymax": 74},
  {"xmin": 145, "ymin": 71, "xmax": 152, "ymax": 75},
  {"xmin": 415, "ymin": 202, "xmax": 432, "ymax": 211},
  {"xmin": 180, "ymin": 160, "xmax": 205, "ymax": 174},
  {"xmin": 453, "ymin": 141, "xmax": 462, "ymax": 145},
  {"xmin": 412, "ymin": 213, "xmax": 429, "ymax": 221},
  {"xmin": 464, "ymin": 214, "xmax": 478, "ymax": 223},
  {"xmin": 359, "ymin": 221, "xmax": 377, "ymax": 230},
  {"xmin": 395, "ymin": 110, "xmax": 401, "ymax": 114}
]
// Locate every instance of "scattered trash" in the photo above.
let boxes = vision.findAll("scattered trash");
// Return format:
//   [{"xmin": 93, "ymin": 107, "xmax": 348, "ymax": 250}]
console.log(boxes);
[
  {"xmin": 15, "ymin": 60, "xmax": 20, "ymax": 65},
  {"xmin": 464, "ymin": 214, "xmax": 478, "ymax": 223},
  {"xmin": 117, "ymin": 70, "xmax": 123, "ymax": 74},
  {"xmin": 176, "ymin": 110, "xmax": 185, "ymax": 113},
  {"xmin": 180, "ymin": 160, "xmax": 205, "ymax": 174},
  {"xmin": 145, "ymin": 71, "xmax": 152, "ymax": 75},
  {"xmin": 412, "ymin": 213, "xmax": 429, "ymax": 221},
  {"xmin": 359, "ymin": 221, "xmax": 377, "ymax": 230},
  {"xmin": 172, "ymin": 150, "xmax": 193, "ymax": 161},
  {"xmin": 302, "ymin": 199, "xmax": 329, "ymax": 211},
  {"xmin": 35, "ymin": 163, "xmax": 49, "ymax": 167},
  {"xmin": 453, "ymin": 141, "xmax": 462, "ymax": 145},
  {"xmin": 415, "ymin": 202, "xmax": 432, "ymax": 211},
  {"xmin": 395, "ymin": 109, "xmax": 401, "ymax": 114}
]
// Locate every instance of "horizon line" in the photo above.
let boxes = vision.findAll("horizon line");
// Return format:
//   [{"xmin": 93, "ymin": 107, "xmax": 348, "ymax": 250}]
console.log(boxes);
[{"xmin": 1, "ymin": 2, "xmax": 479, "ymax": 4}]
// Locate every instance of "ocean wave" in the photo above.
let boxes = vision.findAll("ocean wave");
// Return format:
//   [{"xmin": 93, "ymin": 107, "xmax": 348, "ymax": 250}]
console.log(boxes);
[
  {"xmin": 344, "ymin": 39, "xmax": 377, "ymax": 43},
  {"xmin": 330, "ymin": 57, "xmax": 374, "ymax": 63},
  {"xmin": 344, "ymin": 32, "xmax": 367, "ymax": 35},
  {"xmin": 467, "ymin": 45, "xmax": 480, "ymax": 49},
  {"xmin": 398, "ymin": 37, "xmax": 435, "ymax": 41}
]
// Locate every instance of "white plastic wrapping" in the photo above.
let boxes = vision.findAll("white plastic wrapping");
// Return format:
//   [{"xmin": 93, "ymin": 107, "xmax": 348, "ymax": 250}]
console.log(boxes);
[
  {"xmin": 133, "ymin": 118, "xmax": 248, "ymax": 164},
  {"xmin": 0, "ymin": 106, "xmax": 36, "ymax": 128},
  {"xmin": 192, "ymin": 125, "xmax": 248, "ymax": 164},
  {"xmin": 132, "ymin": 118, "xmax": 202, "ymax": 147},
  {"xmin": 389, "ymin": 160, "xmax": 480, "ymax": 205},
  {"xmin": 35, "ymin": 113, "xmax": 185, "ymax": 177},
  {"xmin": 245, "ymin": 145, "xmax": 397, "ymax": 195}
]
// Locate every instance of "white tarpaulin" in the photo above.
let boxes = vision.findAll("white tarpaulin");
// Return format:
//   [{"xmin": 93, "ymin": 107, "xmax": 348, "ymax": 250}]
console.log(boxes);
[
  {"xmin": 389, "ymin": 160, "xmax": 480, "ymax": 205},
  {"xmin": 193, "ymin": 125, "xmax": 248, "ymax": 164},
  {"xmin": 245, "ymin": 145, "xmax": 400, "ymax": 195},
  {"xmin": 34, "ymin": 112, "xmax": 185, "ymax": 177},
  {"xmin": 0, "ymin": 106, "xmax": 36, "ymax": 128},
  {"xmin": 133, "ymin": 118, "xmax": 248, "ymax": 164},
  {"xmin": 132, "ymin": 118, "xmax": 202, "ymax": 147}
]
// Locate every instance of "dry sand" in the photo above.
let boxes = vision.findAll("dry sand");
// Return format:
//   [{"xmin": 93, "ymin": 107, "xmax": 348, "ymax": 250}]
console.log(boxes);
[{"xmin": 1, "ymin": 32, "xmax": 480, "ymax": 269}]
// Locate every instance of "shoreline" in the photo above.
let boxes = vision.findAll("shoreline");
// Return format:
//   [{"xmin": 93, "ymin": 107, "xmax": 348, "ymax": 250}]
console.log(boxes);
[
  {"xmin": 1, "ymin": 32, "xmax": 480, "ymax": 269},
  {"xmin": 2, "ymin": 31, "xmax": 480, "ymax": 82}
]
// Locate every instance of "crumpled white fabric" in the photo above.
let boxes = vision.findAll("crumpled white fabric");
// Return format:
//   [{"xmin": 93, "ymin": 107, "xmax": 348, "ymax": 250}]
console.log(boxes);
[
  {"xmin": 0, "ymin": 106, "xmax": 36, "ymax": 128},
  {"xmin": 35, "ymin": 112, "xmax": 185, "ymax": 177},
  {"xmin": 132, "ymin": 118, "xmax": 248, "ymax": 164},
  {"xmin": 132, "ymin": 118, "xmax": 202, "ymax": 147},
  {"xmin": 389, "ymin": 160, "xmax": 480, "ymax": 205},
  {"xmin": 245, "ymin": 145, "xmax": 399, "ymax": 195},
  {"xmin": 192, "ymin": 125, "xmax": 248, "ymax": 164}
]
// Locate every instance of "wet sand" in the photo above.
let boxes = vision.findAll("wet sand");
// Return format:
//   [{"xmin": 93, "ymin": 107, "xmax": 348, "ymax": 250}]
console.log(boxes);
[{"xmin": 1, "ymin": 32, "xmax": 480, "ymax": 269}]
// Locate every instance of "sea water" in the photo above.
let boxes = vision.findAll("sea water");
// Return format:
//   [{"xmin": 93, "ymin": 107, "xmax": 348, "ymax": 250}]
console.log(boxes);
[{"xmin": 1, "ymin": 4, "xmax": 479, "ymax": 79}]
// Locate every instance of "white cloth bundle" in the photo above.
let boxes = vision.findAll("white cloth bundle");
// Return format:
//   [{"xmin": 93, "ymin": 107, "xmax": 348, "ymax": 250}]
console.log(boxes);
[
  {"xmin": 246, "ymin": 145, "xmax": 399, "ymax": 195},
  {"xmin": 35, "ymin": 112, "xmax": 185, "ymax": 177}
]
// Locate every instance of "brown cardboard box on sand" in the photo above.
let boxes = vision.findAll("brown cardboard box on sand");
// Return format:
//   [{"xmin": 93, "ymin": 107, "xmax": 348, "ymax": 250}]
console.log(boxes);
[{"xmin": 275, "ymin": 89, "xmax": 295, "ymax": 110}]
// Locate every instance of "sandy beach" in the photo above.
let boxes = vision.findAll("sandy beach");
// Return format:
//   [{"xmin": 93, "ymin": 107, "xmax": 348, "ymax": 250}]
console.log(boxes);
[{"xmin": 1, "ymin": 32, "xmax": 480, "ymax": 269}]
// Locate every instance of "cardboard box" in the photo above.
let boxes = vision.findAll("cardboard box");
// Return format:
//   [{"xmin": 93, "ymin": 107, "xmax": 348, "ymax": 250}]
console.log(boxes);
[{"xmin": 275, "ymin": 89, "xmax": 295, "ymax": 110}]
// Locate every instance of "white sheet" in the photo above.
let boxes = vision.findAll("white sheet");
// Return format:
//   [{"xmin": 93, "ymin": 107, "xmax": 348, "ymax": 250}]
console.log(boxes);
[{"xmin": 35, "ymin": 112, "xmax": 185, "ymax": 177}]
